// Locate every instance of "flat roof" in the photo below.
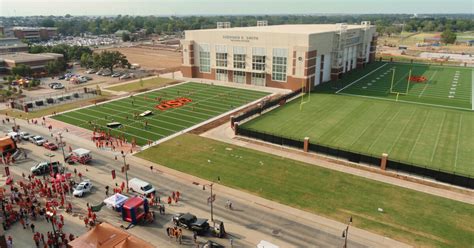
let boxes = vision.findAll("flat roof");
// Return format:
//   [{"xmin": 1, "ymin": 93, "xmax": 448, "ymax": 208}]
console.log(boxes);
[
  {"xmin": 0, "ymin": 52, "xmax": 63, "ymax": 63},
  {"xmin": 187, "ymin": 24, "xmax": 372, "ymax": 35}
]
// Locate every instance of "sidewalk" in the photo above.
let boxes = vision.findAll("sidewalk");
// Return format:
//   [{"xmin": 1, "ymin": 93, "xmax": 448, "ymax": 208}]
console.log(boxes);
[
  {"xmin": 201, "ymin": 122, "xmax": 474, "ymax": 205},
  {"xmin": 3, "ymin": 115, "xmax": 410, "ymax": 247}
]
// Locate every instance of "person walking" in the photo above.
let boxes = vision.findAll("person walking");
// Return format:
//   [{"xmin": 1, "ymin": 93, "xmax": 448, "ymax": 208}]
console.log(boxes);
[{"xmin": 30, "ymin": 223, "xmax": 36, "ymax": 233}]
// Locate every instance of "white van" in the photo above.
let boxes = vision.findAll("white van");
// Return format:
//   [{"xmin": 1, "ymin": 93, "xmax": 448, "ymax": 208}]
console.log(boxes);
[
  {"xmin": 128, "ymin": 178, "xmax": 155, "ymax": 196},
  {"xmin": 7, "ymin": 132, "xmax": 19, "ymax": 140}
]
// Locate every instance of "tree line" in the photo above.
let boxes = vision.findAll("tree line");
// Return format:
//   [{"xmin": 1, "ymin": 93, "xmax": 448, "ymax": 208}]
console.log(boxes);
[{"xmin": 29, "ymin": 14, "xmax": 474, "ymax": 36}]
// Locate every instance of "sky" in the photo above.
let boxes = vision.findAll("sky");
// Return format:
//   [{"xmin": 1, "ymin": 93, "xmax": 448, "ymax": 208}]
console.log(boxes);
[{"xmin": 0, "ymin": 0, "xmax": 472, "ymax": 16}]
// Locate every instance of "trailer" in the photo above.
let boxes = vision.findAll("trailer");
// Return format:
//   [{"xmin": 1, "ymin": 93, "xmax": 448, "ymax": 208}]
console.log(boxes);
[{"xmin": 66, "ymin": 148, "xmax": 92, "ymax": 164}]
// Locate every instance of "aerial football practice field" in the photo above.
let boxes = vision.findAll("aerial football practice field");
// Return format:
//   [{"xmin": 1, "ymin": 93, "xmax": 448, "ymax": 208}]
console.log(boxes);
[
  {"xmin": 243, "ymin": 62, "xmax": 474, "ymax": 177},
  {"xmin": 52, "ymin": 82, "xmax": 269, "ymax": 146}
]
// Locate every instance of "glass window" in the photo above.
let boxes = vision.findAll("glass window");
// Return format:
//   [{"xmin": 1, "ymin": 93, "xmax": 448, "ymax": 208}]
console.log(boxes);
[
  {"xmin": 233, "ymin": 71, "xmax": 246, "ymax": 84},
  {"xmin": 199, "ymin": 51, "xmax": 210, "ymax": 73},
  {"xmin": 233, "ymin": 54, "xmax": 246, "ymax": 69},
  {"xmin": 272, "ymin": 56, "xmax": 287, "ymax": 82},
  {"xmin": 216, "ymin": 52, "xmax": 227, "ymax": 67},
  {"xmin": 252, "ymin": 55, "xmax": 266, "ymax": 71}
]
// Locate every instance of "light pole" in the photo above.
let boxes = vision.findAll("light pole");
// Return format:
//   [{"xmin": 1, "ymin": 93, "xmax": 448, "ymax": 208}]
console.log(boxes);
[
  {"xmin": 58, "ymin": 132, "xmax": 66, "ymax": 163},
  {"xmin": 342, "ymin": 216, "xmax": 353, "ymax": 248},
  {"xmin": 203, "ymin": 183, "xmax": 215, "ymax": 222},
  {"xmin": 46, "ymin": 211, "xmax": 59, "ymax": 248},
  {"xmin": 121, "ymin": 151, "xmax": 129, "ymax": 192}
]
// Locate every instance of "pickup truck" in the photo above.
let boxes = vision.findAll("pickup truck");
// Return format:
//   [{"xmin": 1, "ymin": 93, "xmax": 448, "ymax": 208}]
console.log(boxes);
[{"xmin": 172, "ymin": 213, "xmax": 210, "ymax": 235}]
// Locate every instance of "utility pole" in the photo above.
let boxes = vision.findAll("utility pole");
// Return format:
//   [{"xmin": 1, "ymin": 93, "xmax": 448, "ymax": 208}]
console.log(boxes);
[
  {"xmin": 121, "ymin": 151, "xmax": 129, "ymax": 192},
  {"xmin": 342, "ymin": 216, "xmax": 353, "ymax": 248},
  {"xmin": 58, "ymin": 133, "xmax": 66, "ymax": 162},
  {"xmin": 210, "ymin": 183, "xmax": 214, "ymax": 222}
]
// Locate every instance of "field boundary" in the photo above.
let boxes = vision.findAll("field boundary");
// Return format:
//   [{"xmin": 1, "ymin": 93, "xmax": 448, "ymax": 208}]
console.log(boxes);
[
  {"xmin": 235, "ymin": 126, "xmax": 474, "ymax": 189},
  {"xmin": 335, "ymin": 63, "xmax": 388, "ymax": 94},
  {"xmin": 338, "ymin": 92, "xmax": 472, "ymax": 111}
]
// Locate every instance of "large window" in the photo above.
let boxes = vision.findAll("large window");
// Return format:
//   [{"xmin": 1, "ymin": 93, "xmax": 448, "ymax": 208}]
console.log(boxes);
[
  {"xmin": 233, "ymin": 71, "xmax": 246, "ymax": 84},
  {"xmin": 272, "ymin": 56, "xmax": 287, "ymax": 82},
  {"xmin": 251, "ymin": 72, "xmax": 265, "ymax": 86},
  {"xmin": 252, "ymin": 55, "xmax": 266, "ymax": 71},
  {"xmin": 216, "ymin": 69, "xmax": 228, "ymax": 81},
  {"xmin": 233, "ymin": 54, "xmax": 246, "ymax": 69},
  {"xmin": 199, "ymin": 51, "xmax": 211, "ymax": 73},
  {"xmin": 216, "ymin": 52, "xmax": 227, "ymax": 67}
]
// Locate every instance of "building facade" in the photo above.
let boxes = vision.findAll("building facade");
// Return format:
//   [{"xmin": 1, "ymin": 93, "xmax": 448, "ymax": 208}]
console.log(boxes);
[
  {"xmin": 0, "ymin": 52, "xmax": 63, "ymax": 73},
  {"xmin": 181, "ymin": 22, "xmax": 377, "ymax": 90},
  {"xmin": 0, "ymin": 38, "xmax": 29, "ymax": 55},
  {"xmin": 13, "ymin": 27, "xmax": 58, "ymax": 41}
]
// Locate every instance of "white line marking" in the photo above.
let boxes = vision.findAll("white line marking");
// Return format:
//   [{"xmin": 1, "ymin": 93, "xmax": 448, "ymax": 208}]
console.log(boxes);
[
  {"xmin": 338, "ymin": 92, "xmax": 472, "ymax": 111},
  {"xmin": 407, "ymin": 109, "xmax": 430, "ymax": 160},
  {"xmin": 418, "ymin": 71, "xmax": 438, "ymax": 98},
  {"xmin": 454, "ymin": 115, "xmax": 462, "ymax": 170},
  {"xmin": 336, "ymin": 63, "xmax": 388, "ymax": 93},
  {"xmin": 429, "ymin": 112, "xmax": 447, "ymax": 164}
]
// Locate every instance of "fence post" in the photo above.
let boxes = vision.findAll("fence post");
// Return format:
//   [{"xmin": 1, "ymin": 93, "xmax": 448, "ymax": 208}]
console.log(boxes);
[
  {"xmin": 234, "ymin": 122, "xmax": 239, "ymax": 136},
  {"xmin": 380, "ymin": 153, "xmax": 388, "ymax": 170},
  {"xmin": 303, "ymin": 137, "xmax": 310, "ymax": 152},
  {"xmin": 230, "ymin": 115, "xmax": 235, "ymax": 129}
]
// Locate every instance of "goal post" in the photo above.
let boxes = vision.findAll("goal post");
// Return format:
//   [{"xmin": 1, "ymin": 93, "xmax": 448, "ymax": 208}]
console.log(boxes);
[{"xmin": 299, "ymin": 79, "xmax": 311, "ymax": 111}]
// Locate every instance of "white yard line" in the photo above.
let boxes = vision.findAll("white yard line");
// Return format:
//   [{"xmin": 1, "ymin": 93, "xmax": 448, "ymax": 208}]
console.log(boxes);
[
  {"xmin": 366, "ymin": 108, "xmax": 402, "ymax": 153},
  {"xmin": 407, "ymin": 110, "xmax": 430, "ymax": 160},
  {"xmin": 386, "ymin": 108, "xmax": 417, "ymax": 155},
  {"xmin": 338, "ymin": 92, "xmax": 472, "ymax": 111},
  {"xmin": 454, "ymin": 115, "xmax": 462, "ymax": 170},
  {"xmin": 418, "ymin": 71, "xmax": 438, "ymax": 98},
  {"xmin": 429, "ymin": 113, "xmax": 447, "ymax": 164},
  {"xmin": 335, "ymin": 63, "xmax": 388, "ymax": 94}
]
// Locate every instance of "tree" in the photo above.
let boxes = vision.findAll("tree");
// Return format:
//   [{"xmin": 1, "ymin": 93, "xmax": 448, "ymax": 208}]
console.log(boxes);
[
  {"xmin": 11, "ymin": 64, "xmax": 33, "ymax": 77},
  {"xmin": 122, "ymin": 32, "xmax": 131, "ymax": 42},
  {"xmin": 441, "ymin": 29, "xmax": 457, "ymax": 44},
  {"xmin": 80, "ymin": 53, "xmax": 94, "ymax": 68},
  {"xmin": 45, "ymin": 60, "xmax": 65, "ymax": 75},
  {"xmin": 41, "ymin": 18, "xmax": 55, "ymax": 27},
  {"xmin": 95, "ymin": 51, "xmax": 130, "ymax": 74}
]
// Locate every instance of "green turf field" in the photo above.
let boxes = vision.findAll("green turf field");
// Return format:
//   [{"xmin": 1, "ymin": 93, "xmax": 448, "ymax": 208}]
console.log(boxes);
[
  {"xmin": 243, "ymin": 91, "xmax": 474, "ymax": 177},
  {"xmin": 137, "ymin": 134, "xmax": 474, "ymax": 247},
  {"xmin": 52, "ymin": 82, "xmax": 269, "ymax": 146},
  {"xmin": 334, "ymin": 62, "xmax": 472, "ymax": 110}
]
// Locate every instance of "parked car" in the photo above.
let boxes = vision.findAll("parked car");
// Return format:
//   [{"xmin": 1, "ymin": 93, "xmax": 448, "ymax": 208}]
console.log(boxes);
[
  {"xmin": 86, "ymin": 69, "xmax": 97, "ymax": 74},
  {"xmin": 30, "ymin": 135, "xmax": 46, "ymax": 146},
  {"xmin": 30, "ymin": 161, "xmax": 62, "ymax": 175},
  {"xmin": 119, "ymin": 73, "xmax": 132, "ymax": 80},
  {"xmin": 95, "ymin": 70, "xmax": 104, "ymax": 75},
  {"xmin": 58, "ymin": 75, "xmax": 66, "ymax": 80},
  {"xmin": 19, "ymin": 131, "xmax": 32, "ymax": 140},
  {"xmin": 48, "ymin": 82, "xmax": 61, "ymax": 88},
  {"xmin": 6, "ymin": 131, "xmax": 19, "ymax": 140},
  {"xmin": 73, "ymin": 180, "xmax": 93, "ymax": 197},
  {"xmin": 172, "ymin": 213, "xmax": 210, "ymax": 235},
  {"xmin": 52, "ymin": 83, "xmax": 64, "ymax": 89},
  {"xmin": 111, "ymin": 72, "xmax": 122, "ymax": 77},
  {"xmin": 43, "ymin": 142, "xmax": 58, "ymax": 150},
  {"xmin": 83, "ymin": 76, "xmax": 93, "ymax": 81},
  {"xmin": 101, "ymin": 71, "xmax": 112, "ymax": 76},
  {"xmin": 128, "ymin": 178, "xmax": 155, "ymax": 196}
]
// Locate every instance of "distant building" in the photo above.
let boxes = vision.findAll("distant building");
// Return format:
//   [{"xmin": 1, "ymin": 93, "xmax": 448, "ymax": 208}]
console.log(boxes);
[
  {"xmin": 181, "ymin": 22, "xmax": 377, "ymax": 90},
  {"xmin": 0, "ymin": 38, "xmax": 29, "ymax": 54},
  {"xmin": 12, "ymin": 27, "xmax": 58, "ymax": 41},
  {"xmin": 0, "ymin": 26, "xmax": 4, "ymax": 36},
  {"xmin": 0, "ymin": 52, "xmax": 63, "ymax": 73},
  {"xmin": 114, "ymin": 30, "xmax": 131, "ymax": 37}
]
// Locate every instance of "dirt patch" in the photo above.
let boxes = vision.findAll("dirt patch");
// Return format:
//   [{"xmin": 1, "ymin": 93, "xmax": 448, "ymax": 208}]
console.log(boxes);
[{"xmin": 96, "ymin": 46, "xmax": 182, "ymax": 72}]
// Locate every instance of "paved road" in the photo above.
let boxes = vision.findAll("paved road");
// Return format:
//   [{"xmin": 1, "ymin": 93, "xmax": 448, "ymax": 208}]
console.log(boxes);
[{"xmin": 2, "ymin": 119, "xmax": 409, "ymax": 247}]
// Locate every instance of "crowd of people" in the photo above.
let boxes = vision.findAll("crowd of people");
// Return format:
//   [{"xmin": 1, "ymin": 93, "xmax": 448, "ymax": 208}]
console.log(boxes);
[{"xmin": 1, "ymin": 171, "xmax": 82, "ymax": 248}]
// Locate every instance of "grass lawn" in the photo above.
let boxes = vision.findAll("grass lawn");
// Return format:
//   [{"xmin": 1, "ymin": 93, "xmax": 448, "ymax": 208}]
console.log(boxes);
[
  {"xmin": 52, "ymin": 82, "xmax": 269, "ymax": 146},
  {"xmin": 243, "ymin": 93, "xmax": 474, "ymax": 177},
  {"xmin": 107, "ymin": 77, "xmax": 176, "ymax": 92},
  {"xmin": 0, "ymin": 95, "xmax": 109, "ymax": 119},
  {"xmin": 137, "ymin": 134, "xmax": 474, "ymax": 247}
]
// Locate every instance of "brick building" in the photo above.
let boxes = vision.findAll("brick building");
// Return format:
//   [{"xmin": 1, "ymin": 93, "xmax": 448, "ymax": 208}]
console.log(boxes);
[
  {"xmin": 0, "ymin": 52, "xmax": 63, "ymax": 73},
  {"xmin": 12, "ymin": 27, "xmax": 58, "ymax": 41},
  {"xmin": 181, "ymin": 22, "xmax": 377, "ymax": 90}
]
